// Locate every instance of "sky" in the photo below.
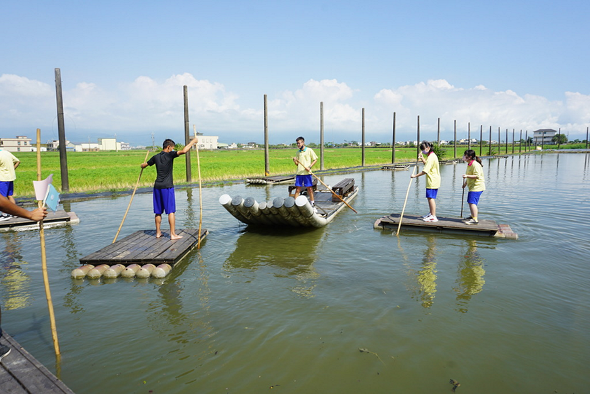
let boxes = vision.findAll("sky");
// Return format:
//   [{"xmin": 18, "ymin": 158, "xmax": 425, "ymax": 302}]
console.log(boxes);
[{"xmin": 1, "ymin": 0, "xmax": 589, "ymax": 146}]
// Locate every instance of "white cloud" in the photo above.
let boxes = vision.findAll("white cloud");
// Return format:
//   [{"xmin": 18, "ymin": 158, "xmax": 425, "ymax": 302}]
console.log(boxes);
[{"xmin": 0, "ymin": 73, "xmax": 588, "ymax": 144}]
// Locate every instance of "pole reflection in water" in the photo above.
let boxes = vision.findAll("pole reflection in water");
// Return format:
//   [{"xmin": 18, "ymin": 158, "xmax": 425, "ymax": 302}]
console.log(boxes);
[
  {"xmin": 453, "ymin": 239, "xmax": 486, "ymax": 313},
  {"xmin": 223, "ymin": 227, "xmax": 324, "ymax": 298}
]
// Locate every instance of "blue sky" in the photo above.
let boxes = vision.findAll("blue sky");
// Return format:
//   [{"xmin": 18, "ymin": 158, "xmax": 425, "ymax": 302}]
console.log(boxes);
[{"xmin": 2, "ymin": 0, "xmax": 589, "ymax": 145}]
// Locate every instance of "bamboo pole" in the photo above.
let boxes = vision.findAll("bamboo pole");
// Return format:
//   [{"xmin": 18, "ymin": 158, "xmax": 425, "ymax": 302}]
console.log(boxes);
[
  {"xmin": 453, "ymin": 120, "xmax": 457, "ymax": 159},
  {"xmin": 396, "ymin": 165, "xmax": 417, "ymax": 236},
  {"xmin": 320, "ymin": 102, "xmax": 324, "ymax": 170},
  {"xmin": 391, "ymin": 112, "xmax": 396, "ymax": 164},
  {"xmin": 468, "ymin": 122, "xmax": 471, "ymax": 150},
  {"xmin": 194, "ymin": 125, "xmax": 204, "ymax": 249},
  {"xmin": 113, "ymin": 150, "xmax": 150, "ymax": 243},
  {"xmin": 36, "ymin": 128, "xmax": 60, "ymax": 357},
  {"xmin": 183, "ymin": 85, "xmax": 192, "ymax": 181},
  {"xmin": 264, "ymin": 94, "xmax": 269, "ymax": 175},
  {"xmin": 361, "ymin": 108, "xmax": 365, "ymax": 166}
]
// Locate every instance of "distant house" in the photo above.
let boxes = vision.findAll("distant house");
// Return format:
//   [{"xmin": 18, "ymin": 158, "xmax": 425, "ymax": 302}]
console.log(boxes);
[
  {"xmin": 0, "ymin": 136, "xmax": 34, "ymax": 152},
  {"xmin": 197, "ymin": 136, "xmax": 219, "ymax": 150},
  {"xmin": 533, "ymin": 129, "xmax": 557, "ymax": 145},
  {"xmin": 98, "ymin": 138, "xmax": 121, "ymax": 151},
  {"xmin": 47, "ymin": 139, "xmax": 75, "ymax": 151}
]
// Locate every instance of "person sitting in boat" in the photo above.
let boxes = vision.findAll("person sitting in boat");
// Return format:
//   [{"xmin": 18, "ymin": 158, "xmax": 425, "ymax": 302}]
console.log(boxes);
[
  {"xmin": 411, "ymin": 141, "xmax": 441, "ymax": 222},
  {"xmin": 462, "ymin": 149, "xmax": 485, "ymax": 225},
  {"xmin": 292, "ymin": 136, "xmax": 318, "ymax": 207}
]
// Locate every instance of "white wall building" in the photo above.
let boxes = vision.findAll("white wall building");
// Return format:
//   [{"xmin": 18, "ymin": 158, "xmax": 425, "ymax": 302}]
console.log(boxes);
[
  {"xmin": 196, "ymin": 136, "xmax": 219, "ymax": 150},
  {"xmin": 533, "ymin": 129, "xmax": 557, "ymax": 145},
  {"xmin": 0, "ymin": 136, "xmax": 34, "ymax": 152}
]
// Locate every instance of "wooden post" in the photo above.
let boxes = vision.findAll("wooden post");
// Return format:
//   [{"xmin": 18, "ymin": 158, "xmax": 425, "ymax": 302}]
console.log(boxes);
[
  {"xmin": 498, "ymin": 127, "xmax": 501, "ymax": 155},
  {"xmin": 512, "ymin": 129, "xmax": 515, "ymax": 154},
  {"xmin": 320, "ymin": 102, "xmax": 324, "ymax": 170},
  {"xmin": 437, "ymin": 117, "xmax": 440, "ymax": 146},
  {"xmin": 264, "ymin": 94, "xmax": 269, "ymax": 176},
  {"xmin": 453, "ymin": 120, "xmax": 457, "ymax": 159},
  {"xmin": 519, "ymin": 130, "xmax": 522, "ymax": 153},
  {"xmin": 586, "ymin": 127, "xmax": 589, "ymax": 149},
  {"xmin": 391, "ymin": 112, "xmax": 396, "ymax": 164},
  {"xmin": 557, "ymin": 128, "xmax": 561, "ymax": 149},
  {"xmin": 505, "ymin": 129, "xmax": 509, "ymax": 154},
  {"xmin": 479, "ymin": 125, "xmax": 483, "ymax": 156},
  {"xmin": 468, "ymin": 122, "xmax": 471, "ymax": 150},
  {"xmin": 488, "ymin": 126, "xmax": 492, "ymax": 155},
  {"xmin": 36, "ymin": 129, "xmax": 60, "ymax": 357},
  {"xmin": 417, "ymin": 115, "xmax": 420, "ymax": 159},
  {"xmin": 361, "ymin": 108, "xmax": 365, "ymax": 166},
  {"xmin": 183, "ymin": 86, "xmax": 192, "ymax": 182},
  {"xmin": 525, "ymin": 130, "xmax": 528, "ymax": 152},
  {"xmin": 54, "ymin": 68, "xmax": 69, "ymax": 192}
]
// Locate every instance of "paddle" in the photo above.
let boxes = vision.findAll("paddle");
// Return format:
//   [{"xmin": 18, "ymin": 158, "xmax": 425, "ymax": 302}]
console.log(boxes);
[
  {"xmin": 194, "ymin": 126, "xmax": 204, "ymax": 249},
  {"xmin": 113, "ymin": 150, "xmax": 150, "ymax": 243},
  {"xmin": 396, "ymin": 165, "xmax": 417, "ymax": 236},
  {"xmin": 293, "ymin": 158, "xmax": 358, "ymax": 214}
]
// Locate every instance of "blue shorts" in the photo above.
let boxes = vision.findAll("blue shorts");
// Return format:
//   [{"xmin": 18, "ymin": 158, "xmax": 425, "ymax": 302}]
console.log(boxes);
[
  {"xmin": 467, "ymin": 191, "xmax": 483, "ymax": 205},
  {"xmin": 153, "ymin": 187, "xmax": 176, "ymax": 215},
  {"xmin": 425, "ymin": 188, "xmax": 438, "ymax": 199},
  {"xmin": 0, "ymin": 181, "xmax": 14, "ymax": 197},
  {"xmin": 295, "ymin": 175, "xmax": 313, "ymax": 187}
]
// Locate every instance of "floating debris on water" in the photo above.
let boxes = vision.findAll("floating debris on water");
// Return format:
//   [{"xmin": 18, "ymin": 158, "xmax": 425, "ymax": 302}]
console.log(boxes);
[
  {"xmin": 358, "ymin": 347, "xmax": 385, "ymax": 364},
  {"xmin": 450, "ymin": 379, "xmax": 460, "ymax": 392}
]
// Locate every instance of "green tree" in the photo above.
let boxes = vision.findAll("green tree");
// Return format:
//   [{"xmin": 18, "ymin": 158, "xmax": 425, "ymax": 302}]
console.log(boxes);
[{"xmin": 552, "ymin": 134, "xmax": 568, "ymax": 144}]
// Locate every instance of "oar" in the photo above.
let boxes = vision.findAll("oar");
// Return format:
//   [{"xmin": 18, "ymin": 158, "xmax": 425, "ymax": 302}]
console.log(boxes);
[
  {"xmin": 194, "ymin": 126, "xmax": 203, "ymax": 249},
  {"xmin": 36, "ymin": 128, "xmax": 60, "ymax": 357},
  {"xmin": 294, "ymin": 159, "xmax": 357, "ymax": 213},
  {"xmin": 460, "ymin": 183, "xmax": 465, "ymax": 218},
  {"xmin": 113, "ymin": 150, "xmax": 150, "ymax": 243},
  {"xmin": 396, "ymin": 165, "xmax": 417, "ymax": 236}
]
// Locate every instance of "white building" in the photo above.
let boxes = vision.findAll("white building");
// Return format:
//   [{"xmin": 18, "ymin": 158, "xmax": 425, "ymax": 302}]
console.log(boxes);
[
  {"xmin": 0, "ymin": 136, "xmax": 34, "ymax": 152},
  {"xmin": 74, "ymin": 143, "xmax": 101, "ymax": 152},
  {"xmin": 533, "ymin": 129, "xmax": 557, "ymax": 145},
  {"xmin": 98, "ymin": 138, "xmax": 121, "ymax": 151},
  {"xmin": 196, "ymin": 136, "xmax": 219, "ymax": 150}
]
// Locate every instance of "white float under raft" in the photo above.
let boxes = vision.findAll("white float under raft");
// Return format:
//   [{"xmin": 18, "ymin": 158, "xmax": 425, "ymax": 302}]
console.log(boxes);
[{"xmin": 220, "ymin": 177, "xmax": 358, "ymax": 228}]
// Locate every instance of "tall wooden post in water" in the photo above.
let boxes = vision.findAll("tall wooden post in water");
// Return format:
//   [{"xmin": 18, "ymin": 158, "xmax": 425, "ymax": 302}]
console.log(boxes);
[
  {"xmin": 417, "ymin": 115, "xmax": 421, "ymax": 159},
  {"xmin": 557, "ymin": 128, "xmax": 561, "ymax": 149},
  {"xmin": 519, "ymin": 130, "xmax": 522, "ymax": 153},
  {"xmin": 54, "ymin": 68, "xmax": 69, "ymax": 192},
  {"xmin": 479, "ymin": 125, "xmax": 483, "ymax": 156},
  {"xmin": 488, "ymin": 126, "xmax": 492, "ymax": 156},
  {"xmin": 512, "ymin": 129, "xmax": 515, "ymax": 154},
  {"xmin": 525, "ymin": 130, "xmax": 528, "ymax": 152},
  {"xmin": 586, "ymin": 127, "xmax": 589, "ymax": 149},
  {"xmin": 437, "ymin": 118, "xmax": 440, "ymax": 146},
  {"xmin": 391, "ymin": 112, "xmax": 396, "ymax": 164},
  {"xmin": 505, "ymin": 129, "xmax": 509, "ymax": 154},
  {"xmin": 453, "ymin": 120, "xmax": 457, "ymax": 159},
  {"xmin": 264, "ymin": 95, "xmax": 269, "ymax": 176},
  {"xmin": 183, "ymin": 86, "xmax": 192, "ymax": 182},
  {"xmin": 319, "ymin": 102, "xmax": 324, "ymax": 170},
  {"xmin": 468, "ymin": 122, "xmax": 471, "ymax": 150},
  {"xmin": 361, "ymin": 108, "xmax": 365, "ymax": 166}
]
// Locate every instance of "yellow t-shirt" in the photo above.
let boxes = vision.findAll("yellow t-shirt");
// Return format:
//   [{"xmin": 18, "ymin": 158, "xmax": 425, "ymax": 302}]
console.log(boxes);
[
  {"xmin": 465, "ymin": 160, "xmax": 485, "ymax": 191},
  {"xmin": 295, "ymin": 147, "xmax": 318, "ymax": 175},
  {"xmin": 422, "ymin": 152, "xmax": 440, "ymax": 189},
  {"xmin": 0, "ymin": 150, "xmax": 19, "ymax": 182}
]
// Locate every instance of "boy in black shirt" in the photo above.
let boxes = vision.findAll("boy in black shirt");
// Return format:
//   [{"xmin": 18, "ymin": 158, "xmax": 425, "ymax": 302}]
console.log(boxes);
[{"xmin": 141, "ymin": 136, "xmax": 198, "ymax": 239}]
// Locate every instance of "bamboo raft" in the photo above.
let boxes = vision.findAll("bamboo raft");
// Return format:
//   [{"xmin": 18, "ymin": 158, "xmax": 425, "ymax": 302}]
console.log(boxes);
[
  {"xmin": 0, "ymin": 330, "xmax": 74, "ymax": 393},
  {"xmin": 79, "ymin": 228, "xmax": 208, "ymax": 266},
  {"xmin": 246, "ymin": 175, "xmax": 295, "ymax": 185},
  {"xmin": 374, "ymin": 214, "xmax": 518, "ymax": 239},
  {"xmin": 0, "ymin": 210, "xmax": 79, "ymax": 232},
  {"xmin": 220, "ymin": 178, "xmax": 358, "ymax": 228}
]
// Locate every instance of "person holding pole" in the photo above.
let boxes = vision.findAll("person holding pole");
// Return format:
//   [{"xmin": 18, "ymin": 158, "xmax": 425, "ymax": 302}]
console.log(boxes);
[
  {"xmin": 411, "ymin": 141, "xmax": 440, "ymax": 222},
  {"xmin": 292, "ymin": 136, "xmax": 318, "ymax": 207},
  {"xmin": 461, "ymin": 149, "xmax": 485, "ymax": 225},
  {"xmin": 0, "ymin": 195, "xmax": 47, "ymax": 360},
  {"xmin": 141, "ymin": 136, "xmax": 198, "ymax": 239}
]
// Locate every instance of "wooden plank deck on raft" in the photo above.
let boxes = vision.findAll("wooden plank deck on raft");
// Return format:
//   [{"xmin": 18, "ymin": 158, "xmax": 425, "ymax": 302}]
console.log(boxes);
[
  {"xmin": 374, "ymin": 214, "xmax": 518, "ymax": 239},
  {"xmin": 246, "ymin": 175, "xmax": 295, "ymax": 185},
  {"xmin": 0, "ymin": 330, "xmax": 74, "ymax": 394},
  {"xmin": 79, "ymin": 228, "xmax": 208, "ymax": 265},
  {"xmin": 0, "ymin": 210, "xmax": 79, "ymax": 232}
]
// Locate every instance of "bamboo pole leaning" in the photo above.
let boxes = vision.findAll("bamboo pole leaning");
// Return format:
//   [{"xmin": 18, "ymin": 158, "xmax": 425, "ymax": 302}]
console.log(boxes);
[
  {"xmin": 36, "ymin": 128, "xmax": 60, "ymax": 357},
  {"xmin": 396, "ymin": 165, "xmax": 417, "ymax": 237},
  {"xmin": 194, "ymin": 126, "xmax": 204, "ymax": 249},
  {"xmin": 113, "ymin": 150, "xmax": 150, "ymax": 243}
]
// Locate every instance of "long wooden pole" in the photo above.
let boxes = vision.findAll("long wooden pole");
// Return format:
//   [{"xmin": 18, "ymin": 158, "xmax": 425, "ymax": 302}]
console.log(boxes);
[
  {"xmin": 264, "ymin": 94, "xmax": 269, "ymax": 176},
  {"xmin": 36, "ymin": 128, "xmax": 60, "ymax": 356},
  {"xmin": 183, "ymin": 85, "xmax": 192, "ymax": 182},
  {"xmin": 54, "ymin": 68, "xmax": 69, "ymax": 192},
  {"xmin": 320, "ymin": 102, "xmax": 324, "ymax": 170},
  {"xmin": 294, "ymin": 159, "xmax": 357, "ymax": 213},
  {"xmin": 396, "ymin": 165, "xmax": 417, "ymax": 236},
  {"xmin": 194, "ymin": 126, "xmax": 203, "ymax": 249},
  {"xmin": 113, "ymin": 150, "xmax": 150, "ymax": 243},
  {"xmin": 460, "ymin": 186, "xmax": 465, "ymax": 217},
  {"xmin": 391, "ymin": 112, "xmax": 396, "ymax": 164}
]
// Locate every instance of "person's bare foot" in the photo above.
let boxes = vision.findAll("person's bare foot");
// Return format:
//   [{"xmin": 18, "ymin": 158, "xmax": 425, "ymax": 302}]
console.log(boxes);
[
  {"xmin": 156, "ymin": 232, "xmax": 162, "ymax": 238},
  {"xmin": 170, "ymin": 233, "xmax": 183, "ymax": 240}
]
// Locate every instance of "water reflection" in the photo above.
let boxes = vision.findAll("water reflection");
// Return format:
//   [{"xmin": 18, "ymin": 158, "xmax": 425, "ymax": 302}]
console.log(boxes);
[
  {"xmin": 223, "ymin": 227, "xmax": 323, "ymax": 297},
  {"xmin": 0, "ymin": 232, "xmax": 30, "ymax": 310},
  {"xmin": 407, "ymin": 235, "xmax": 438, "ymax": 309},
  {"xmin": 453, "ymin": 239, "xmax": 486, "ymax": 313}
]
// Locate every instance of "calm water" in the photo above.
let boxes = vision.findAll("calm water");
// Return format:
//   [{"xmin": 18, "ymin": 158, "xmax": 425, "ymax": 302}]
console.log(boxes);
[{"xmin": 1, "ymin": 152, "xmax": 589, "ymax": 393}]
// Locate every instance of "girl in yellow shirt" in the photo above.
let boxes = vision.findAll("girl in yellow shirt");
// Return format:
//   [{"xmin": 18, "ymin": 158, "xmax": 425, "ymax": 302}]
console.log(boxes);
[
  {"xmin": 411, "ymin": 141, "xmax": 441, "ymax": 222},
  {"xmin": 462, "ymin": 149, "xmax": 485, "ymax": 225}
]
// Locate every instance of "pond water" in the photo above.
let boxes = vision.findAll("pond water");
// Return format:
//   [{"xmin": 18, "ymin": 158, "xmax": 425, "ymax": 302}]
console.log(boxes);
[{"xmin": 1, "ymin": 152, "xmax": 589, "ymax": 393}]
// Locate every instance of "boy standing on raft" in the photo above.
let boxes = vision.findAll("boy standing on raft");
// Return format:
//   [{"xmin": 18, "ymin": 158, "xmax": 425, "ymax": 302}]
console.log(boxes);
[
  {"xmin": 411, "ymin": 141, "xmax": 440, "ymax": 222},
  {"xmin": 462, "ymin": 149, "xmax": 485, "ymax": 225},
  {"xmin": 141, "ymin": 136, "xmax": 198, "ymax": 239},
  {"xmin": 292, "ymin": 136, "xmax": 318, "ymax": 206}
]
